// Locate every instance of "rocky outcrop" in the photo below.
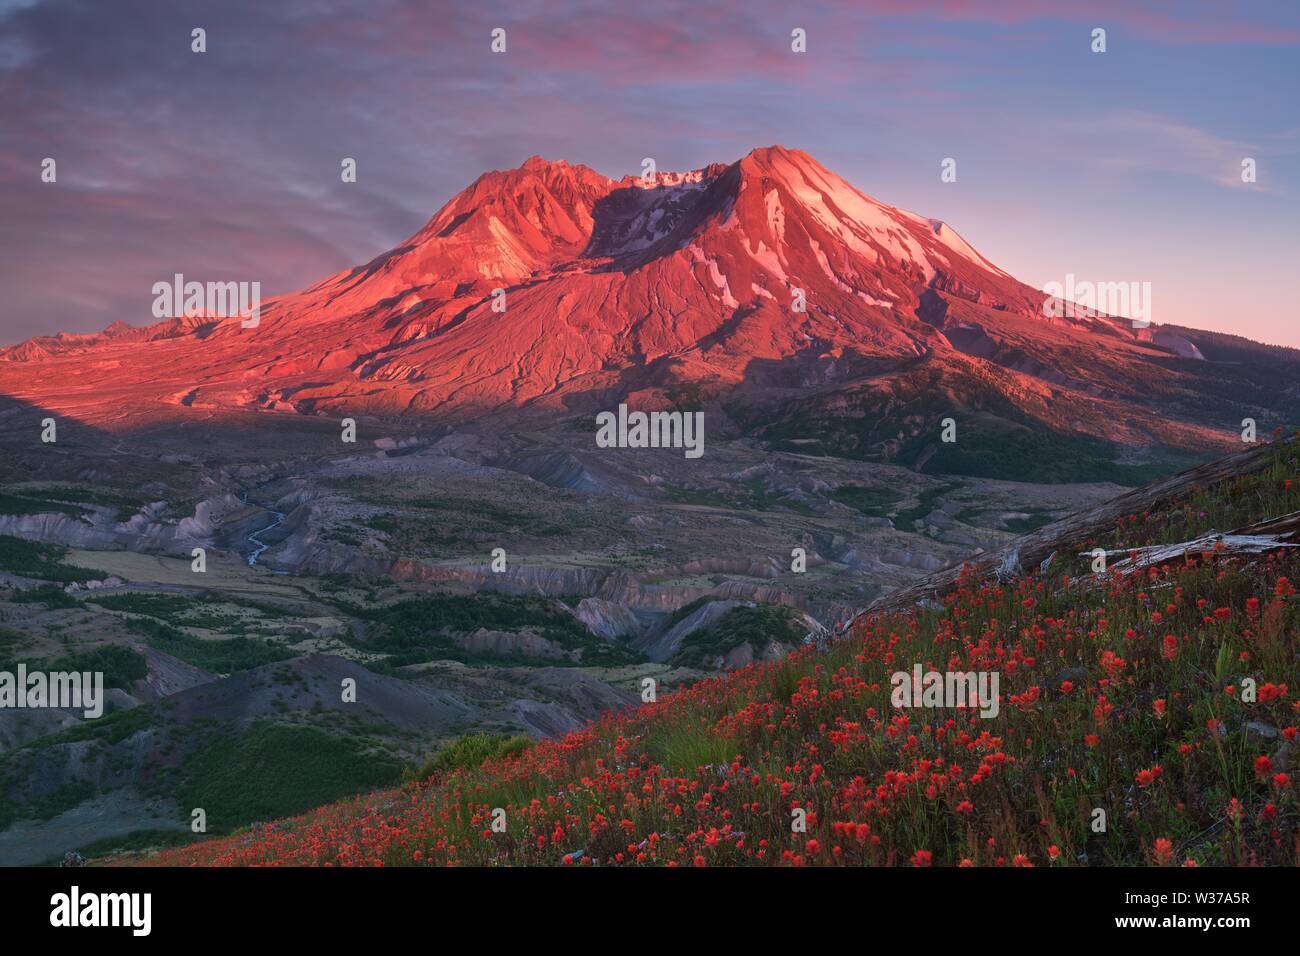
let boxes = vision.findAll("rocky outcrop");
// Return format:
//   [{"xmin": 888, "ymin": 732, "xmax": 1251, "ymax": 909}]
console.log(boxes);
[
  {"xmin": 572, "ymin": 598, "xmax": 643, "ymax": 641},
  {"xmin": 633, "ymin": 599, "xmax": 750, "ymax": 663},
  {"xmin": 133, "ymin": 646, "xmax": 216, "ymax": 701},
  {"xmin": 388, "ymin": 559, "xmax": 608, "ymax": 596},
  {"xmin": 681, "ymin": 556, "xmax": 781, "ymax": 578},
  {"xmin": 492, "ymin": 451, "xmax": 606, "ymax": 493},
  {"xmin": 505, "ymin": 699, "xmax": 589, "ymax": 737},
  {"xmin": 0, "ymin": 492, "xmax": 248, "ymax": 558},
  {"xmin": 504, "ymin": 667, "xmax": 639, "ymax": 724},
  {"xmin": 453, "ymin": 628, "xmax": 571, "ymax": 662}
]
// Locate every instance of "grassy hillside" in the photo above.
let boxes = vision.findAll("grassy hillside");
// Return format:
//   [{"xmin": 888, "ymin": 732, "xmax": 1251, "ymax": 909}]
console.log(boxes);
[{"xmin": 141, "ymin": 439, "xmax": 1299, "ymax": 867}]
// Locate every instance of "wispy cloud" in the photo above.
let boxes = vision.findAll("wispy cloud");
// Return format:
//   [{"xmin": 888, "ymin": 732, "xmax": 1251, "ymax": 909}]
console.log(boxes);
[{"xmin": 1037, "ymin": 110, "xmax": 1263, "ymax": 189}]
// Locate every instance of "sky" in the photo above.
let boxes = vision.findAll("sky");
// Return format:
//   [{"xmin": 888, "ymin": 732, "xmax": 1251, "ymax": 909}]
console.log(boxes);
[{"xmin": 1, "ymin": 0, "xmax": 1297, "ymax": 347}]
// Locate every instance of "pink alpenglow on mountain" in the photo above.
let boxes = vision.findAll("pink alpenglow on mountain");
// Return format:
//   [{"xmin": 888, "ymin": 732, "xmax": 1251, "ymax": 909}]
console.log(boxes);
[{"xmin": 0, "ymin": 147, "xmax": 1272, "ymax": 460}]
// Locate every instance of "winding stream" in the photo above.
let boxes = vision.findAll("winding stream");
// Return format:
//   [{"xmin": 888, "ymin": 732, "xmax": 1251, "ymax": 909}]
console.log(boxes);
[{"xmin": 240, "ymin": 490, "xmax": 286, "ymax": 567}]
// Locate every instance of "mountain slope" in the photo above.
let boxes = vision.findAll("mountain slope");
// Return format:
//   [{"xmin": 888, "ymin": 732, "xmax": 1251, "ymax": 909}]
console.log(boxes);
[
  {"xmin": 135, "ymin": 436, "xmax": 1300, "ymax": 867},
  {"xmin": 2, "ymin": 146, "xmax": 1296, "ymax": 478}
]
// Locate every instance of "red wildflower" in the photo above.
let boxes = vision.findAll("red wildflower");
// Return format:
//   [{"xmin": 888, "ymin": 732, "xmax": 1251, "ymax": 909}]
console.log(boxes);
[
  {"xmin": 1135, "ymin": 766, "xmax": 1162, "ymax": 787},
  {"xmin": 1152, "ymin": 838, "xmax": 1174, "ymax": 865}
]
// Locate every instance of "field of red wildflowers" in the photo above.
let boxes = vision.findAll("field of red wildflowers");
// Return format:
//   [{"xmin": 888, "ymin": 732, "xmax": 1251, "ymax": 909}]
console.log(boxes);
[{"xmin": 141, "ymin": 440, "xmax": 1299, "ymax": 867}]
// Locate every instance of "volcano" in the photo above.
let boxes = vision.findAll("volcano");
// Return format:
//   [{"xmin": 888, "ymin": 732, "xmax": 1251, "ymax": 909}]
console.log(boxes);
[{"xmin": 3, "ymin": 146, "xmax": 1297, "ymax": 481}]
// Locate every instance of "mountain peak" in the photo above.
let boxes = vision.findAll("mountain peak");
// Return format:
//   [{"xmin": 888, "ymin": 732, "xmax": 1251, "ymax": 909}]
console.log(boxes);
[
  {"xmin": 520, "ymin": 154, "xmax": 565, "ymax": 170},
  {"xmin": 742, "ymin": 143, "xmax": 797, "ymax": 161},
  {"xmin": 737, "ymin": 143, "xmax": 822, "ymax": 177}
]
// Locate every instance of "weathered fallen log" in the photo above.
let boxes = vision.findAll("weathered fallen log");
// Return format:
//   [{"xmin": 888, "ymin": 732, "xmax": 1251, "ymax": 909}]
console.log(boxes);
[
  {"xmin": 858, "ymin": 437, "xmax": 1296, "ymax": 618},
  {"xmin": 1099, "ymin": 518, "xmax": 1300, "ymax": 574},
  {"xmin": 1228, "ymin": 509, "xmax": 1300, "ymax": 539}
]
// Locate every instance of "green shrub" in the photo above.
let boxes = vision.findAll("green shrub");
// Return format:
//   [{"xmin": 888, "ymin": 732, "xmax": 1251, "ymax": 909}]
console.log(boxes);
[
  {"xmin": 0, "ymin": 536, "xmax": 101, "ymax": 583},
  {"xmin": 173, "ymin": 722, "xmax": 402, "ymax": 833},
  {"xmin": 0, "ymin": 645, "xmax": 148, "ymax": 691},
  {"xmin": 404, "ymin": 732, "xmax": 532, "ymax": 782},
  {"xmin": 828, "ymin": 484, "xmax": 903, "ymax": 517},
  {"xmin": 345, "ymin": 591, "xmax": 640, "ymax": 667},
  {"xmin": 122, "ymin": 617, "xmax": 291, "ymax": 674}
]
